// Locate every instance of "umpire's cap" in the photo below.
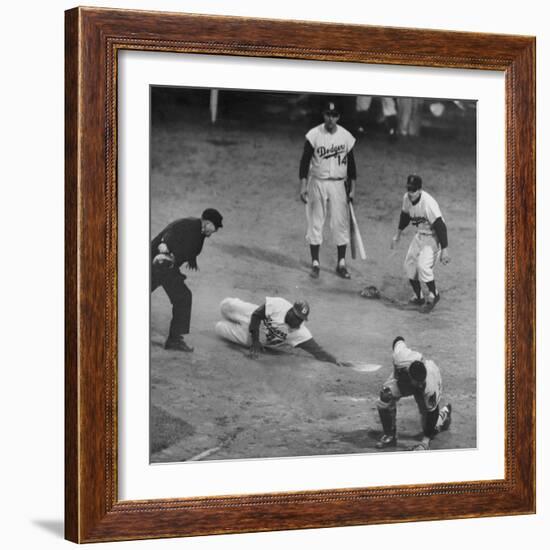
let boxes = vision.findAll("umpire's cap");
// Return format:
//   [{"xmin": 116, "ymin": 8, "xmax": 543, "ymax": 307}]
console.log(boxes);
[
  {"xmin": 406, "ymin": 174, "xmax": 423, "ymax": 191},
  {"xmin": 292, "ymin": 300, "xmax": 310, "ymax": 321},
  {"xmin": 201, "ymin": 208, "xmax": 223, "ymax": 229},
  {"xmin": 322, "ymin": 101, "xmax": 340, "ymax": 116}
]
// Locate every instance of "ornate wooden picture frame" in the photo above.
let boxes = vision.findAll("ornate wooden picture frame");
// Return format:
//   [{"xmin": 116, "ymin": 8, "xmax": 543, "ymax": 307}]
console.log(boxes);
[{"xmin": 65, "ymin": 6, "xmax": 535, "ymax": 543}]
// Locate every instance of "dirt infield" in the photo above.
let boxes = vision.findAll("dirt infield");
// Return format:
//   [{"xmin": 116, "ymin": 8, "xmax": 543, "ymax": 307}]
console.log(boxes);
[{"xmin": 150, "ymin": 99, "xmax": 476, "ymax": 462}]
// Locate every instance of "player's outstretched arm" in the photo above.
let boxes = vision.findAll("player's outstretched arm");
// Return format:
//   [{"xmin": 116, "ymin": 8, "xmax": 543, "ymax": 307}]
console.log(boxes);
[{"xmin": 297, "ymin": 338, "xmax": 339, "ymax": 364}]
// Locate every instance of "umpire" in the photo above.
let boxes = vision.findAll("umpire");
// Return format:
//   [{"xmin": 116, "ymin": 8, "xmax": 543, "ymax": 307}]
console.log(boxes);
[{"xmin": 151, "ymin": 208, "xmax": 223, "ymax": 352}]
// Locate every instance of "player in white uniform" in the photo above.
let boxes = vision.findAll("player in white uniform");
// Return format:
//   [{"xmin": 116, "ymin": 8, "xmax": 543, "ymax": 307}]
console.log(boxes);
[
  {"xmin": 299, "ymin": 101, "xmax": 357, "ymax": 279},
  {"xmin": 215, "ymin": 296, "xmax": 340, "ymax": 364},
  {"xmin": 391, "ymin": 174, "xmax": 450, "ymax": 311},
  {"xmin": 376, "ymin": 336, "xmax": 452, "ymax": 450}
]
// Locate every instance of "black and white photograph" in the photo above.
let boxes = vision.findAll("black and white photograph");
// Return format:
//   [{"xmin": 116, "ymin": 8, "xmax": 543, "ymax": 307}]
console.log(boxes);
[
  {"xmin": 149, "ymin": 87, "xmax": 476, "ymax": 462},
  {"xmin": 3, "ymin": 0, "xmax": 544, "ymax": 548}
]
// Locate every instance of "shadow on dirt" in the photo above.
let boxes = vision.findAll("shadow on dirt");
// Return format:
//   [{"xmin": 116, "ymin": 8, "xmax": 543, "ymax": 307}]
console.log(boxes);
[
  {"xmin": 333, "ymin": 427, "xmax": 427, "ymax": 451},
  {"xmin": 206, "ymin": 138, "xmax": 240, "ymax": 147},
  {"xmin": 332, "ymin": 428, "xmax": 381, "ymax": 449},
  {"xmin": 377, "ymin": 296, "xmax": 422, "ymax": 312},
  {"xmin": 318, "ymin": 285, "xmax": 365, "ymax": 298},
  {"xmin": 217, "ymin": 243, "xmax": 302, "ymax": 270}
]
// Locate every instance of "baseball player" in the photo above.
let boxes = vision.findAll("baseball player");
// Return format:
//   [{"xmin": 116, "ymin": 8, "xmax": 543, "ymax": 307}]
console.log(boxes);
[
  {"xmin": 151, "ymin": 208, "xmax": 223, "ymax": 352},
  {"xmin": 391, "ymin": 174, "xmax": 450, "ymax": 311},
  {"xmin": 215, "ymin": 296, "xmax": 340, "ymax": 364},
  {"xmin": 299, "ymin": 101, "xmax": 357, "ymax": 279},
  {"xmin": 376, "ymin": 336, "xmax": 452, "ymax": 451}
]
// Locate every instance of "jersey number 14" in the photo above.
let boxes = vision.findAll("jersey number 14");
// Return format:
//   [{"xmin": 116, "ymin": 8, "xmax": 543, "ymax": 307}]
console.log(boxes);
[{"xmin": 337, "ymin": 155, "xmax": 348, "ymax": 166}]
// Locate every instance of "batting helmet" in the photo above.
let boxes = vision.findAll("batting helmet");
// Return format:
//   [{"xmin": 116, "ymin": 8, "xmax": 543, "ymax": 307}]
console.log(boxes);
[{"xmin": 292, "ymin": 300, "xmax": 310, "ymax": 321}]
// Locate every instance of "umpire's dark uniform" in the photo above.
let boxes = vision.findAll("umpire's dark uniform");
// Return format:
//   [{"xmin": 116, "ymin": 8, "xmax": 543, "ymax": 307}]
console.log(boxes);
[{"xmin": 151, "ymin": 209, "xmax": 222, "ymax": 350}]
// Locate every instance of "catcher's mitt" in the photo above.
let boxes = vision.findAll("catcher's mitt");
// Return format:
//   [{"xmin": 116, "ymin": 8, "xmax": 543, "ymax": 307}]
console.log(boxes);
[{"xmin": 360, "ymin": 285, "xmax": 381, "ymax": 299}]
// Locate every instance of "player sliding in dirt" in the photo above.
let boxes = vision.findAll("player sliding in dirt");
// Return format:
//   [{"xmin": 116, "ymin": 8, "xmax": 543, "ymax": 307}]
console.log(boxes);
[
  {"xmin": 215, "ymin": 297, "xmax": 341, "ymax": 364},
  {"xmin": 376, "ymin": 336, "xmax": 452, "ymax": 451}
]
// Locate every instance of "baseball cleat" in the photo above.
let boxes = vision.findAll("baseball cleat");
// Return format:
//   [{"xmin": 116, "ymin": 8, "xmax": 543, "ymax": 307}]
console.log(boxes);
[
  {"xmin": 422, "ymin": 292, "xmax": 440, "ymax": 312},
  {"xmin": 410, "ymin": 442, "xmax": 430, "ymax": 451},
  {"xmin": 440, "ymin": 403, "xmax": 452, "ymax": 431},
  {"xmin": 408, "ymin": 295, "xmax": 425, "ymax": 306},
  {"xmin": 310, "ymin": 264, "xmax": 320, "ymax": 279},
  {"xmin": 335, "ymin": 265, "xmax": 351, "ymax": 279},
  {"xmin": 164, "ymin": 336, "xmax": 194, "ymax": 352},
  {"xmin": 376, "ymin": 434, "xmax": 397, "ymax": 449}
]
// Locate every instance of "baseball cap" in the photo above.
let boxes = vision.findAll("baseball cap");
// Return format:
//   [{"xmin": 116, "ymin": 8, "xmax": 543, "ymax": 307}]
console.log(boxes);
[
  {"xmin": 322, "ymin": 101, "xmax": 340, "ymax": 116},
  {"xmin": 292, "ymin": 300, "xmax": 310, "ymax": 321},
  {"xmin": 201, "ymin": 208, "xmax": 223, "ymax": 229},
  {"xmin": 406, "ymin": 174, "xmax": 422, "ymax": 191}
]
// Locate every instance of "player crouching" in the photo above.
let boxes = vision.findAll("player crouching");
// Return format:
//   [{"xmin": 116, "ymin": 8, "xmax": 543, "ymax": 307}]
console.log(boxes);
[
  {"xmin": 391, "ymin": 174, "xmax": 450, "ymax": 312},
  {"xmin": 375, "ymin": 336, "xmax": 452, "ymax": 451}
]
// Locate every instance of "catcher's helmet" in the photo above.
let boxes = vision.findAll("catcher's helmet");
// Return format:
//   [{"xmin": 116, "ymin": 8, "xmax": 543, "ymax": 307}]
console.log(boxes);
[
  {"xmin": 406, "ymin": 174, "xmax": 422, "ymax": 191},
  {"xmin": 292, "ymin": 300, "xmax": 310, "ymax": 321}
]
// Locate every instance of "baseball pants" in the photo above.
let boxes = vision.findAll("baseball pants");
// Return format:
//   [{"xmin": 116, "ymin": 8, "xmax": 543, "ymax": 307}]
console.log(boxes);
[
  {"xmin": 305, "ymin": 177, "xmax": 350, "ymax": 246},
  {"xmin": 404, "ymin": 233, "xmax": 440, "ymax": 283},
  {"xmin": 151, "ymin": 265, "xmax": 192, "ymax": 338},
  {"xmin": 215, "ymin": 297, "xmax": 258, "ymax": 347}
]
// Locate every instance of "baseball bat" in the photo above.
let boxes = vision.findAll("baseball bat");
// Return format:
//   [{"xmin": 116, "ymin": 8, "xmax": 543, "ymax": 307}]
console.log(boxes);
[
  {"xmin": 349, "ymin": 203, "xmax": 367, "ymax": 260},
  {"xmin": 349, "ymin": 207, "xmax": 357, "ymax": 259}
]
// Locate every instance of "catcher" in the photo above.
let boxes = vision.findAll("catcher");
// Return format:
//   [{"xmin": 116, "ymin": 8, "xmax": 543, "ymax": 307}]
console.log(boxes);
[
  {"xmin": 151, "ymin": 208, "xmax": 223, "ymax": 352},
  {"xmin": 215, "ymin": 296, "xmax": 341, "ymax": 364},
  {"xmin": 376, "ymin": 336, "xmax": 452, "ymax": 451}
]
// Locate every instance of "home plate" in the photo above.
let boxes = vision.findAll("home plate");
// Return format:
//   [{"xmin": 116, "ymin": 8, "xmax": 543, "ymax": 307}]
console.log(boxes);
[{"xmin": 343, "ymin": 362, "xmax": 383, "ymax": 373}]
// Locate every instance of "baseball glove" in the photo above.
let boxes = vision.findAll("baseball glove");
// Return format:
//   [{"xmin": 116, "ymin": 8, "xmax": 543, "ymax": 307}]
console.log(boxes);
[{"xmin": 360, "ymin": 285, "xmax": 381, "ymax": 299}]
